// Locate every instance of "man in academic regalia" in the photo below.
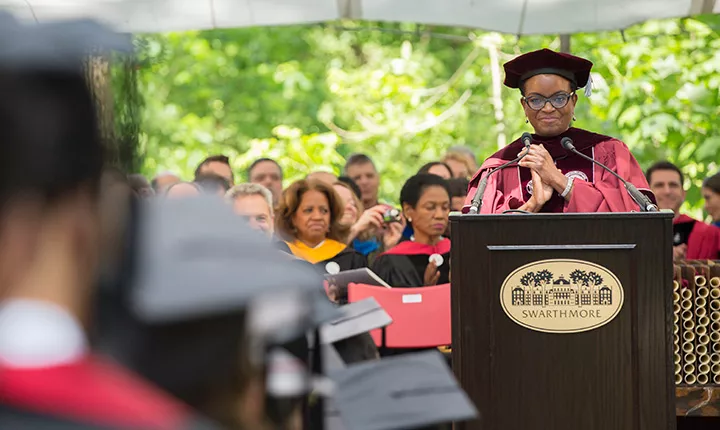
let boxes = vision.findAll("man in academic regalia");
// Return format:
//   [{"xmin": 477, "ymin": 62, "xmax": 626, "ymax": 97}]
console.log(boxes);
[
  {"xmin": 646, "ymin": 161, "xmax": 720, "ymax": 260},
  {"xmin": 0, "ymin": 16, "xmax": 200, "ymax": 430},
  {"xmin": 465, "ymin": 49, "xmax": 654, "ymax": 213}
]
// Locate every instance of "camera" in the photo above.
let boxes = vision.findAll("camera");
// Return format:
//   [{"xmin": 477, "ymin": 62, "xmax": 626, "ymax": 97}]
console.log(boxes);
[{"xmin": 383, "ymin": 208, "xmax": 401, "ymax": 224}]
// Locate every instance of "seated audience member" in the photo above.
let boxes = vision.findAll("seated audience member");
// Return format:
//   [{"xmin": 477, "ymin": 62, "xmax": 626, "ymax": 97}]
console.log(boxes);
[
  {"xmin": 333, "ymin": 180, "xmax": 404, "ymax": 263},
  {"xmin": 344, "ymin": 153, "xmax": 381, "ymax": 209},
  {"xmin": 226, "ymin": 183, "xmax": 275, "ymax": 238},
  {"xmin": 647, "ymin": 161, "xmax": 720, "ymax": 260},
  {"xmin": 195, "ymin": 154, "xmax": 234, "ymax": 186},
  {"xmin": 448, "ymin": 177, "xmax": 470, "ymax": 212},
  {"xmin": 448, "ymin": 145, "xmax": 479, "ymax": 172},
  {"xmin": 306, "ymin": 170, "xmax": 337, "ymax": 186},
  {"xmin": 337, "ymin": 176, "xmax": 362, "ymax": 199},
  {"xmin": 418, "ymin": 161, "xmax": 453, "ymax": 180},
  {"xmin": 442, "ymin": 151, "xmax": 475, "ymax": 179},
  {"xmin": 248, "ymin": 158, "xmax": 283, "ymax": 206},
  {"xmin": 703, "ymin": 172, "xmax": 720, "ymax": 228},
  {"xmin": 127, "ymin": 173, "xmax": 155, "ymax": 199},
  {"xmin": 151, "ymin": 171, "xmax": 180, "ymax": 193},
  {"xmin": 372, "ymin": 174, "xmax": 451, "ymax": 287},
  {"xmin": 195, "ymin": 173, "xmax": 231, "ymax": 196},
  {"xmin": 165, "ymin": 181, "xmax": 202, "ymax": 199},
  {"xmin": 275, "ymin": 179, "xmax": 366, "ymax": 274}
]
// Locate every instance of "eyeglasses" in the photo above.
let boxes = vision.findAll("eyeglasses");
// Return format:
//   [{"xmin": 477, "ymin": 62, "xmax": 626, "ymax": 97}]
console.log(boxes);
[{"xmin": 523, "ymin": 92, "xmax": 574, "ymax": 111}]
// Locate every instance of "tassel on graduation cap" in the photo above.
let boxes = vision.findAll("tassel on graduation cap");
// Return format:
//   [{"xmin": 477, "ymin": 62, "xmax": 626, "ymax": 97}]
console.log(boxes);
[{"xmin": 584, "ymin": 73, "xmax": 593, "ymax": 97}]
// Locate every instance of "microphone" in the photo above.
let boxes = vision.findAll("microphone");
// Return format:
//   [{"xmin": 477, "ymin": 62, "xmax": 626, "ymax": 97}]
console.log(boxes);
[
  {"xmin": 468, "ymin": 132, "xmax": 533, "ymax": 214},
  {"xmin": 560, "ymin": 137, "xmax": 658, "ymax": 212}
]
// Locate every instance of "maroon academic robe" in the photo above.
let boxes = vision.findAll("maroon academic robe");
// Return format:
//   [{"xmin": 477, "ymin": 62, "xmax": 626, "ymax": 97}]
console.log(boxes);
[
  {"xmin": 464, "ymin": 128, "xmax": 654, "ymax": 213},
  {"xmin": 0, "ymin": 355, "xmax": 192, "ymax": 429},
  {"xmin": 674, "ymin": 214, "xmax": 720, "ymax": 260}
]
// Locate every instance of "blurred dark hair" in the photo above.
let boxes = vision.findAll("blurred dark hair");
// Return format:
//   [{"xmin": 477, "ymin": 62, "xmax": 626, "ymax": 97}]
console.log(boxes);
[
  {"xmin": 703, "ymin": 172, "xmax": 720, "ymax": 194},
  {"xmin": 195, "ymin": 173, "xmax": 231, "ymax": 194},
  {"xmin": 417, "ymin": 161, "xmax": 453, "ymax": 179},
  {"xmin": 400, "ymin": 174, "xmax": 451, "ymax": 209},
  {"xmin": 646, "ymin": 161, "xmax": 684, "ymax": 186},
  {"xmin": 447, "ymin": 177, "xmax": 470, "ymax": 198},
  {"xmin": 0, "ymin": 69, "xmax": 102, "ymax": 209},
  {"xmin": 127, "ymin": 173, "xmax": 150, "ymax": 192},
  {"xmin": 248, "ymin": 157, "xmax": 283, "ymax": 180},
  {"xmin": 336, "ymin": 176, "xmax": 361, "ymax": 199},
  {"xmin": 195, "ymin": 154, "xmax": 232, "ymax": 181}
]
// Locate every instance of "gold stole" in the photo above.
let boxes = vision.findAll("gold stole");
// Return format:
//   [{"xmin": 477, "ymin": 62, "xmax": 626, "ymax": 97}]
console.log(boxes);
[{"xmin": 285, "ymin": 239, "xmax": 347, "ymax": 264}]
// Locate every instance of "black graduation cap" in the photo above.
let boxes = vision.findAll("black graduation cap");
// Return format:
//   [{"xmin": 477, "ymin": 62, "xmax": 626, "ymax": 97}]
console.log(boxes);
[
  {"xmin": 94, "ymin": 196, "xmax": 333, "ymax": 410},
  {"xmin": 0, "ymin": 12, "xmax": 131, "ymax": 71},
  {"xmin": 328, "ymin": 351, "xmax": 478, "ymax": 430},
  {"xmin": 503, "ymin": 48, "xmax": 594, "ymax": 96},
  {"xmin": 318, "ymin": 299, "xmax": 391, "ymax": 430},
  {"xmin": 130, "ymin": 196, "xmax": 325, "ymax": 322},
  {"xmin": 320, "ymin": 297, "xmax": 391, "ymax": 345}
]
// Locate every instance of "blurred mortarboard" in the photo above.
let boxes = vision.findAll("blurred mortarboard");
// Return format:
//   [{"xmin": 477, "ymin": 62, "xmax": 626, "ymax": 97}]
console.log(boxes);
[
  {"xmin": 329, "ymin": 351, "xmax": 478, "ymax": 430},
  {"xmin": 96, "ymin": 196, "xmax": 333, "ymax": 410},
  {"xmin": 320, "ymin": 297, "xmax": 391, "ymax": 345},
  {"xmin": 0, "ymin": 12, "xmax": 131, "ymax": 71},
  {"xmin": 131, "ymin": 196, "xmax": 325, "ymax": 323},
  {"xmin": 504, "ymin": 48, "xmax": 593, "ymax": 96},
  {"xmin": 249, "ymin": 286, "xmax": 342, "ymax": 346}
]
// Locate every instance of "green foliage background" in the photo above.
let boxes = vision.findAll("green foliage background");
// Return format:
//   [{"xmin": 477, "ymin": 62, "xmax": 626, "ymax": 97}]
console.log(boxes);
[{"xmin": 135, "ymin": 17, "xmax": 720, "ymax": 219}]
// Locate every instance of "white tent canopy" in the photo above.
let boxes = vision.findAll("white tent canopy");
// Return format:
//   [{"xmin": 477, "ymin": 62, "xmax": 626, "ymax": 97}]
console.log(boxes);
[{"xmin": 0, "ymin": 0, "xmax": 718, "ymax": 34}]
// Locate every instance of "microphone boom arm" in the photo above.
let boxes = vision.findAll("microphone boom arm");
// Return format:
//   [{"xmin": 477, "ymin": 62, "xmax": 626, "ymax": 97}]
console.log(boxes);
[{"xmin": 560, "ymin": 138, "xmax": 657, "ymax": 212}]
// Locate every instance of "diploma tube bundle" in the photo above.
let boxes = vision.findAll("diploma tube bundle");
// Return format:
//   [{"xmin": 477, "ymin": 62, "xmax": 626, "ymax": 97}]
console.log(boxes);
[
  {"xmin": 673, "ymin": 262, "xmax": 720, "ymax": 386},
  {"xmin": 673, "ymin": 279, "xmax": 681, "ymax": 384},
  {"xmin": 711, "ymin": 274, "xmax": 720, "ymax": 383}
]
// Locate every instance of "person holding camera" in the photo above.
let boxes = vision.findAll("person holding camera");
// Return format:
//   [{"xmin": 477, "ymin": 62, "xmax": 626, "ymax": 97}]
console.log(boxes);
[
  {"xmin": 371, "ymin": 174, "xmax": 451, "ymax": 288},
  {"xmin": 333, "ymin": 179, "xmax": 405, "ymax": 264}
]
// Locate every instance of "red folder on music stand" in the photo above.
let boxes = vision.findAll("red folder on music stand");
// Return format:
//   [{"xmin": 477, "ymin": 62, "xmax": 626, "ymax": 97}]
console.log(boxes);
[{"xmin": 347, "ymin": 283, "xmax": 451, "ymax": 348}]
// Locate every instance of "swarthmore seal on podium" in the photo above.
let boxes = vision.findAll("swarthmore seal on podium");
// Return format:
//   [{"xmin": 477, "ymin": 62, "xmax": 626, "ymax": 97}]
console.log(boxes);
[{"xmin": 499, "ymin": 259, "xmax": 624, "ymax": 334}]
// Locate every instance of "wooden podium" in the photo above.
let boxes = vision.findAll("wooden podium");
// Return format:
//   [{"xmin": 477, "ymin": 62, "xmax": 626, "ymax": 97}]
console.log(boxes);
[{"xmin": 450, "ymin": 212, "xmax": 675, "ymax": 430}]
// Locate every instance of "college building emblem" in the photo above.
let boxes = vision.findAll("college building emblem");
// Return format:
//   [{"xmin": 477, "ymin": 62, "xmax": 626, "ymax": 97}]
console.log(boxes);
[{"xmin": 499, "ymin": 259, "xmax": 624, "ymax": 334}]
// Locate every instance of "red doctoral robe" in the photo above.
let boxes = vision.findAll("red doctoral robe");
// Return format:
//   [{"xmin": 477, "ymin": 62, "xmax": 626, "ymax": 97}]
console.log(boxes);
[
  {"xmin": 0, "ymin": 356, "xmax": 193, "ymax": 429},
  {"xmin": 673, "ymin": 214, "xmax": 720, "ymax": 260},
  {"xmin": 464, "ymin": 128, "xmax": 655, "ymax": 213}
]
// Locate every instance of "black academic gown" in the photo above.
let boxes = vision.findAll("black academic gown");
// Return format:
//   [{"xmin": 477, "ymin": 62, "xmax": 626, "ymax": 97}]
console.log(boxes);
[
  {"xmin": 314, "ymin": 247, "xmax": 368, "ymax": 275},
  {"xmin": 372, "ymin": 238, "xmax": 451, "ymax": 288}
]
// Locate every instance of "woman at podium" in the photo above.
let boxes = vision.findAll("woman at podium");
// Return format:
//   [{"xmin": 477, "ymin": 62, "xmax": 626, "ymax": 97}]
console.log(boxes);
[
  {"xmin": 465, "ymin": 49, "xmax": 654, "ymax": 213},
  {"xmin": 372, "ymin": 174, "xmax": 451, "ymax": 287}
]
